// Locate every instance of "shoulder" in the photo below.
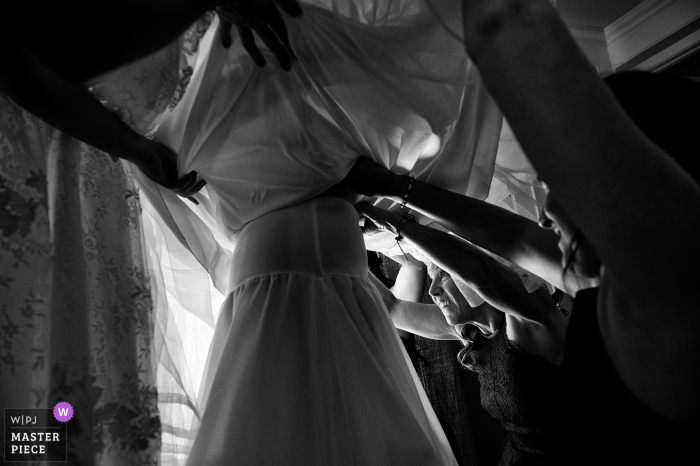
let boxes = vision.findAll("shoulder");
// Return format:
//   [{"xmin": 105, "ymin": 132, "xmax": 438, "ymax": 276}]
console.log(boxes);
[{"xmin": 505, "ymin": 314, "xmax": 566, "ymax": 365}]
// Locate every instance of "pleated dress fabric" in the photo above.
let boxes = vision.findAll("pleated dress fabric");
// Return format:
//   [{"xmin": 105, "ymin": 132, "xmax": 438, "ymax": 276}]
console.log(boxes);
[{"xmin": 187, "ymin": 197, "xmax": 457, "ymax": 464}]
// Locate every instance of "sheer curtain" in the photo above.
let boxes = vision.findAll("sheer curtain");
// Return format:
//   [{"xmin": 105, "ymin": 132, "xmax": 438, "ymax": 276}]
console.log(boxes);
[
  {"xmin": 0, "ymin": 15, "xmax": 214, "ymax": 465},
  {"xmin": 0, "ymin": 96, "xmax": 160, "ymax": 464},
  {"xmin": 90, "ymin": 16, "xmax": 222, "ymax": 463}
]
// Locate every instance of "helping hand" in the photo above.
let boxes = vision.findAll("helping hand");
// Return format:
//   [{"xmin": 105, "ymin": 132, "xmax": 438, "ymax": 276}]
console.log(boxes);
[
  {"xmin": 133, "ymin": 137, "xmax": 207, "ymax": 203},
  {"xmin": 344, "ymin": 157, "xmax": 400, "ymax": 198},
  {"xmin": 216, "ymin": 0, "xmax": 302, "ymax": 71},
  {"xmin": 356, "ymin": 202, "xmax": 402, "ymax": 236}
]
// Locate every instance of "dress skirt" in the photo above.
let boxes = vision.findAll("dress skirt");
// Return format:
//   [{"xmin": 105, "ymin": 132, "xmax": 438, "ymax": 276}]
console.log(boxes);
[{"xmin": 186, "ymin": 196, "xmax": 457, "ymax": 465}]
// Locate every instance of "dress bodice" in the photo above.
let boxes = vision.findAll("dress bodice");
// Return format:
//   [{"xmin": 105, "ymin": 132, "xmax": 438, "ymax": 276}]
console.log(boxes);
[{"xmin": 464, "ymin": 321, "xmax": 562, "ymax": 465}]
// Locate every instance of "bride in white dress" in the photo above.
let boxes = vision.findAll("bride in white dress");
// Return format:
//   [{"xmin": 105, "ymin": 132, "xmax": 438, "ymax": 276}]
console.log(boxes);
[{"xmin": 132, "ymin": 0, "xmax": 536, "ymax": 463}]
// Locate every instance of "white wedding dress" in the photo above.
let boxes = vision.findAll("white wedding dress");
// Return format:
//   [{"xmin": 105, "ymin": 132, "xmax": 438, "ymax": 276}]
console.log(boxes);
[{"xmin": 130, "ymin": 0, "xmax": 539, "ymax": 464}]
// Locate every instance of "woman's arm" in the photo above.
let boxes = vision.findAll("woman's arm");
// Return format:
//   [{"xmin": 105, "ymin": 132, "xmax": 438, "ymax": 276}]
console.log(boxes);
[
  {"xmin": 361, "ymin": 204, "xmax": 564, "ymax": 329},
  {"xmin": 461, "ymin": 0, "xmax": 700, "ymax": 423},
  {"xmin": 367, "ymin": 273, "xmax": 460, "ymax": 340},
  {"xmin": 346, "ymin": 158, "xmax": 597, "ymax": 294},
  {"xmin": 6, "ymin": 0, "xmax": 301, "ymax": 83},
  {"xmin": 460, "ymin": 0, "xmax": 700, "ymax": 313},
  {"xmin": 386, "ymin": 254, "xmax": 427, "ymax": 302},
  {"xmin": 0, "ymin": 37, "xmax": 203, "ymax": 197}
]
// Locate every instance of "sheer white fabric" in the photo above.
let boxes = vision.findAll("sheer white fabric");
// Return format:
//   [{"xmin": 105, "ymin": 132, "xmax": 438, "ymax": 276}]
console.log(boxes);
[
  {"xmin": 82, "ymin": 16, "xmax": 224, "ymax": 462},
  {"xmin": 150, "ymin": 0, "xmax": 504, "ymax": 274},
  {"xmin": 187, "ymin": 197, "xmax": 456, "ymax": 464},
  {"xmin": 131, "ymin": 0, "xmax": 539, "ymax": 463}
]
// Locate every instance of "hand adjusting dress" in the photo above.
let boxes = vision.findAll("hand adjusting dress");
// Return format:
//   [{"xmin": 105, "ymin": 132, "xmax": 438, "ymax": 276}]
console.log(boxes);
[{"xmin": 135, "ymin": 0, "xmax": 506, "ymax": 464}]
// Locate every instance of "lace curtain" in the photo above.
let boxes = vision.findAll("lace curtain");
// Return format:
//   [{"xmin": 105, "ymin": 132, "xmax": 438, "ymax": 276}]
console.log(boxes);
[
  {"xmin": 0, "ymin": 95, "xmax": 160, "ymax": 464},
  {"xmin": 0, "ymin": 16, "xmax": 214, "ymax": 465}
]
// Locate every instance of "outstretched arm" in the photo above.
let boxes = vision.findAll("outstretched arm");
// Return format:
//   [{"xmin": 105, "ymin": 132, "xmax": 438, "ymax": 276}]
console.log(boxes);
[
  {"xmin": 360, "ymin": 204, "xmax": 564, "ymax": 329},
  {"xmin": 461, "ymin": 0, "xmax": 700, "ymax": 424},
  {"xmin": 386, "ymin": 254, "xmax": 427, "ymax": 303},
  {"xmin": 6, "ymin": 0, "xmax": 301, "ymax": 83},
  {"xmin": 346, "ymin": 158, "xmax": 597, "ymax": 294},
  {"xmin": 0, "ymin": 36, "xmax": 203, "ymax": 198},
  {"xmin": 367, "ymin": 272, "xmax": 460, "ymax": 340},
  {"xmin": 461, "ymin": 0, "xmax": 700, "ymax": 315}
]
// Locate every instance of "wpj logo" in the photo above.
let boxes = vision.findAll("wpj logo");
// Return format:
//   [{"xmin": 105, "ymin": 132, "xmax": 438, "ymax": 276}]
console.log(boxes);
[{"xmin": 4, "ymin": 403, "xmax": 71, "ymax": 462}]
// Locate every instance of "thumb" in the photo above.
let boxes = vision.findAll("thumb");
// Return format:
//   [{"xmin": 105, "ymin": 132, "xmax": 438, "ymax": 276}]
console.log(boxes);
[{"xmin": 360, "ymin": 216, "xmax": 382, "ymax": 236}]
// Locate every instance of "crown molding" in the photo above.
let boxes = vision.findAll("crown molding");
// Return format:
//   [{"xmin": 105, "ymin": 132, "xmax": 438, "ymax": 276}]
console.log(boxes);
[
  {"xmin": 568, "ymin": 24, "xmax": 607, "ymax": 45},
  {"xmin": 606, "ymin": 0, "xmax": 675, "ymax": 45},
  {"xmin": 565, "ymin": 24, "xmax": 611, "ymax": 74},
  {"xmin": 605, "ymin": 0, "xmax": 700, "ymax": 71},
  {"xmin": 633, "ymin": 27, "xmax": 700, "ymax": 70}
]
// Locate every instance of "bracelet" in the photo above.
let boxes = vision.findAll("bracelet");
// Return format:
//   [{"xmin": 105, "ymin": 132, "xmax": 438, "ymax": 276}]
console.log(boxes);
[
  {"xmin": 395, "ymin": 212, "xmax": 417, "ymax": 243},
  {"xmin": 395, "ymin": 212, "xmax": 416, "ymax": 263},
  {"xmin": 400, "ymin": 176, "xmax": 415, "ymax": 209}
]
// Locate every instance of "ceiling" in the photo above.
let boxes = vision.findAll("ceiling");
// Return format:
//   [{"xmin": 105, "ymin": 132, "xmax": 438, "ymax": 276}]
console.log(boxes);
[{"xmin": 558, "ymin": 0, "xmax": 646, "ymax": 29}]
